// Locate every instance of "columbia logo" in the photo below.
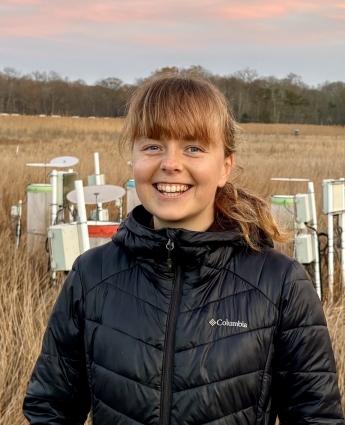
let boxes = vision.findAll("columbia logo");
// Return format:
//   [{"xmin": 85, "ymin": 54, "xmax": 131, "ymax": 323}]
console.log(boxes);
[
  {"xmin": 209, "ymin": 319, "xmax": 217, "ymax": 326},
  {"xmin": 209, "ymin": 318, "xmax": 248, "ymax": 328}
]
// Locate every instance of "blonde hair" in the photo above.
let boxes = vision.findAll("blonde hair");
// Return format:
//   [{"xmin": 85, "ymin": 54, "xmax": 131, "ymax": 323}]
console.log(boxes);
[{"xmin": 119, "ymin": 72, "xmax": 292, "ymax": 250}]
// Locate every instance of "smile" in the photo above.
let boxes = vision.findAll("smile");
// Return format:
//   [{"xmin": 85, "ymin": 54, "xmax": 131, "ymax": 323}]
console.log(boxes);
[{"xmin": 156, "ymin": 184, "xmax": 190, "ymax": 196}]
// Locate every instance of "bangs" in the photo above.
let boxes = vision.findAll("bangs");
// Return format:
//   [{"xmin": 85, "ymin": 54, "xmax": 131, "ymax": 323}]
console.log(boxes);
[{"xmin": 121, "ymin": 76, "xmax": 226, "ymax": 149}]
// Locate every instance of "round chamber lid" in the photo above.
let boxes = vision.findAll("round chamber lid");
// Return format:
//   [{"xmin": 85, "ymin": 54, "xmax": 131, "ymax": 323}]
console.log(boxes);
[
  {"xmin": 26, "ymin": 156, "xmax": 79, "ymax": 168},
  {"xmin": 66, "ymin": 184, "xmax": 126, "ymax": 204},
  {"xmin": 49, "ymin": 156, "xmax": 79, "ymax": 167}
]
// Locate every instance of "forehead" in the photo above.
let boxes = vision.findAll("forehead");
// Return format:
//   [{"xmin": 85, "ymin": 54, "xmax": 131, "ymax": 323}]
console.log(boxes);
[{"xmin": 131, "ymin": 81, "xmax": 224, "ymax": 142}]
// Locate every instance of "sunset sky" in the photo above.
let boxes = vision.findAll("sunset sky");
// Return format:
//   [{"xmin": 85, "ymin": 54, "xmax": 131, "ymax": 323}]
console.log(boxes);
[{"xmin": 1, "ymin": 0, "xmax": 344, "ymax": 86}]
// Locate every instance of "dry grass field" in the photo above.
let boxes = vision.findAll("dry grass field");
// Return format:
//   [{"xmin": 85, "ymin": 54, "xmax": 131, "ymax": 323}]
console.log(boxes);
[{"xmin": 0, "ymin": 116, "xmax": 344, "ymax": 424}]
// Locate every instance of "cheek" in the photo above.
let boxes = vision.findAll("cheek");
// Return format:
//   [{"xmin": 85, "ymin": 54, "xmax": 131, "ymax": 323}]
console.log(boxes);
[
  {"xmin": 132, "ymin": 161, "xmax": 153, "ymax": 195},
  {"xmin": 132, "ymin": 165, "xmax": 142, "ymax": 182},
  {"xmin": 132, "ymin": 159, "xmax": 147, "ymax": 181},
  {"xmin": 205, "ymin": 159, "xmax": 225, "ymax": 181}
]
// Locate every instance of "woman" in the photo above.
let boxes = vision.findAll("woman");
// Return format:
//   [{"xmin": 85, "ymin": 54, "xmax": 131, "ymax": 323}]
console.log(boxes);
[{"xmin": 23, "ymin": 74, "xmax": 344, "ymax": 424}]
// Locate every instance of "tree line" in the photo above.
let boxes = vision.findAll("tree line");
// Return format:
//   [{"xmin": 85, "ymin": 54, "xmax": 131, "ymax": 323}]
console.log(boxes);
[{"xmin": 1, "ymin": 65, "xmax": 344, "ymax": 125}]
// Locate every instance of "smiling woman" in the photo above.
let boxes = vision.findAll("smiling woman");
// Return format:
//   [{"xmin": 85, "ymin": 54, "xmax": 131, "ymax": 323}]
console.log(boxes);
[{"xmin": 23, "ymin": 73, "xmax": 344, "ymax": 425}]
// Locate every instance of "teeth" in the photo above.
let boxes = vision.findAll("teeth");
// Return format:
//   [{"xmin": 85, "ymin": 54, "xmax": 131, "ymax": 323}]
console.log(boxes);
[{"xmin": 157, "ymin": 184, "xmax": 189, "ymax": 193}]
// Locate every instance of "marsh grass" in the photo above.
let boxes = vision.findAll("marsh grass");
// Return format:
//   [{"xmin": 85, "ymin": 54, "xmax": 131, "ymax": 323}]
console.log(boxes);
[{"xmin": 0, "ymin": 117, "xmax": 344, "ymax": 423}]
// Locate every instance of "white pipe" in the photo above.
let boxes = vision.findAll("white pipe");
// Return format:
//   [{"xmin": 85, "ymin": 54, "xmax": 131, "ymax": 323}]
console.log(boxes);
[
  {"xmin": 94, "ymin": 152, "xmax": 102, "ymax": 216},
  {"xmin": 328, "ymin": 183, "xmax": 334, "ymax": 304},
  {"xmin": 94, "ymin": 152, "xmax": 101, "ymax": 184},
  {"xmin": 56, "ymin": 171, "xmax": 65, "ymax": 221},
  {"xmin": 340, "ymin": 179, "xmax": 345, "ymax": 293},
  {"xmin": 75, "ymin": 180, "xmax": 90, "ymax": 253},
  {"xmin": 308, "ymin": 182, "xmax": 321, "ymax": 299},
  {"xmin": 49, "ymin": 172, "xmax": 58, "ymax": 283},
  {"xmin": 68, "ymin": 169, "xmax": 75, "ymax": 222},
  {"xmin": 50, "ymin": 170, "xmax": 58, "ymax": 226},
  {"xmin": 340, "ymin": 211, "xmax": 345, "ymax": 293}
]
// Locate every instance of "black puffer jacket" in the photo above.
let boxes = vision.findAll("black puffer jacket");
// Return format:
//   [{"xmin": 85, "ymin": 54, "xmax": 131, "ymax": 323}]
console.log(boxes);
[{"xmin": 23, "ymin": 206, "xmax": 344, "ymax": 425}]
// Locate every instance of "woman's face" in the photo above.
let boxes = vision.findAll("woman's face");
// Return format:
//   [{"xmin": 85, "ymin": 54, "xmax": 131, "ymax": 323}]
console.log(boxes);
[{"xmin": 132, "ymin": 137, "xmax": 233, "ymax": 231}]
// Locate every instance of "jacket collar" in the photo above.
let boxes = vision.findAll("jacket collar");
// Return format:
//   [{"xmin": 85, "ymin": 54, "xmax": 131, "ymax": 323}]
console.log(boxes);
[{"xmin": 113, "ymin": 205, "xmax": 246, "ymax": 287}]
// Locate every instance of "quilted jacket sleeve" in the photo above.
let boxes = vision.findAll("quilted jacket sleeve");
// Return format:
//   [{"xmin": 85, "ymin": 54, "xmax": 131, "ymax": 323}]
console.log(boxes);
[
  {"xmin": 23, "ymin": 258, "xmax": 91, "ymax": 425},
  {"xmin": 275, "ymin": 260, "xmax": 344, "ymax": 424}
]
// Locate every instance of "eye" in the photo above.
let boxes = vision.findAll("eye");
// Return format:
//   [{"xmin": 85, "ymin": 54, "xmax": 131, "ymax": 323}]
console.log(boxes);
[
  {"xmin": 144, "ymin": 145, "xmax": 160, "ymax": 151},
  {"xmin": 187, "ymin": 146, "xmax": 202, "ymax": 153}
]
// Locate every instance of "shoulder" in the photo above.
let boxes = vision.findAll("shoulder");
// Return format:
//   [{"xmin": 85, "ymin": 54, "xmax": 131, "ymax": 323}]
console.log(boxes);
[
  {"xmin": 73, "ymin": 240, "xmax": 136, "ymax": 294},
  {"xmin": 228, "ymin": 245, "xmax": 310, "ymax": 307}
]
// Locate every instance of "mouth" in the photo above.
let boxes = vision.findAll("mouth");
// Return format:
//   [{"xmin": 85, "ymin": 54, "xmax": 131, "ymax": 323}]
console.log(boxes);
[{"xmin": 155, "ymin": 183, "xmax": 191, "ymax": 197}]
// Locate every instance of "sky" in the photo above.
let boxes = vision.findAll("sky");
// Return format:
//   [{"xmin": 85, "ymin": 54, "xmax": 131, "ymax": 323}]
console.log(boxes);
[{"xmin": 0, "ymin": 0, "xmax": 344, "ymax": 86}]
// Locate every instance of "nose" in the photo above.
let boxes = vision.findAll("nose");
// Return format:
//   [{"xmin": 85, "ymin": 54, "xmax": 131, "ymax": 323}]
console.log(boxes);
[{"xmin": 160, "ymin": 146, "xmax": 183, "ymax": 173}]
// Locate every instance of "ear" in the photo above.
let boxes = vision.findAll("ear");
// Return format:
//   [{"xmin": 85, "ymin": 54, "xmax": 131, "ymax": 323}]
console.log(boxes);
[{"xmin": 218, "ymin": 154, "xmax": 234, "ymax": 188}]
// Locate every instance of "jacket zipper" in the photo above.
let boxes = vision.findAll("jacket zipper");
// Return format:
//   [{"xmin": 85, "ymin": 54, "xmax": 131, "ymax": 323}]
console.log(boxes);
[
  {"xmin": 160, "ymin": 239, "xmax": 182, "ymax": 425},
  {"xmin": 166, "ymin": 239, "xmax": 175, "ymax": 268}
]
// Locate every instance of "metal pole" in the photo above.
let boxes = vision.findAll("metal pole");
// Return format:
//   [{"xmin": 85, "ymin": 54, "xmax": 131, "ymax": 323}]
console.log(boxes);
[
  {"xmin": 340, "ymin": 211, "xmax": 345, "ymax": 293},
  {"xmin": 94, "ymin": 152, "xmax": 102, "ymax": 218},
  {"xmin": 75, "ymin": 180, "xmax": 90, "ymax": 253},
  {"xmin": 50, "ymin": 170, "xmax": 58, "ymax": 226},
  {"xmin": 50, "ymin": 170, "xmax": 59, "ymax": 283},
  {"xmin": 68, "ymin": 169, "xmax": 74, "ymax": 223},
  {"xmin": 328, "ymin": 183, "xmax": 334, "ymax": 304},
  {"xmin": 308, "ymin": 182, "xmax": 321, "ymax": 299},
  {"xmin": 340, "ymin": 179, "xmax": 345, "ymax": 293}
]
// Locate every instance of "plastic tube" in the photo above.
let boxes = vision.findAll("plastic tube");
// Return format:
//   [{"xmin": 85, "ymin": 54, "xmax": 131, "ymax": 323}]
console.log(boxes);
[
  {"xmin": 50, "ymin": 170, "xmax": 58, "ymax": 226},
  {"xmin": 308, "ymin": 182, "xmax": 321, "ymax": 299},
  {"xmin": 94, "ymin": 152, "xmax": 101, "ymax": 184},
  {"xmin": 75, "ymin": 180, "xmax": 90, "ymax": 253},
  {"xmin": 94, "ymin": 152, "xmax": 102, "ymax": 217},
  {"xmin": 328, "ymin": 184, "xmax": 334, "ymax": 304},
  {"xmin": 341, "ymin": 211, "xmax": 345, "ymax": 293},
  {"xmin": 340, "ymin": 179, "xmax": 345, "ymax": 293}
]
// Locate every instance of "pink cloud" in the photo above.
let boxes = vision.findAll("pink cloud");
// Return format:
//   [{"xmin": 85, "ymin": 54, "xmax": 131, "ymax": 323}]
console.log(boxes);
[
  {"xmin": 326, "ymin": 2, "xmax": 345, "ymax": 19},
  {"xmin": 326, "ymin": 14, "xmax": 345, "ymax": 20},
  {"xmin": 1, "ymin": 0, "xmax": 344, "ymax": 47},
  {"xmin": 2, "ymin": 0, "xmax": 40, "ymax": 4}
]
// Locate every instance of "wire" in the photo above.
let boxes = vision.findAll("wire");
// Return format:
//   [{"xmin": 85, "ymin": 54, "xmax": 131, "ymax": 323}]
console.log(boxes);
[
  {"xmin": 304, "ymin": 222, "xmax": 323, "ymax": 296},
  {"xmin": 283, "ymin": 204, "xmax": 295, "ymax": 216},
  {"xmin": 54, "ymin": 208, "xmax": 66, "ymax": 225},
  {"xmin": 67, "ymin": 205, "xmax": 78, "ymax": 221}
]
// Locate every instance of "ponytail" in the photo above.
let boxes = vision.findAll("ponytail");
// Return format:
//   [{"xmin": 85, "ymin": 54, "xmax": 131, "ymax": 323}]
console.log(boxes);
[{"xmin": 215, "ymin": 182, "xmax": 293, "ymax": 250}]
